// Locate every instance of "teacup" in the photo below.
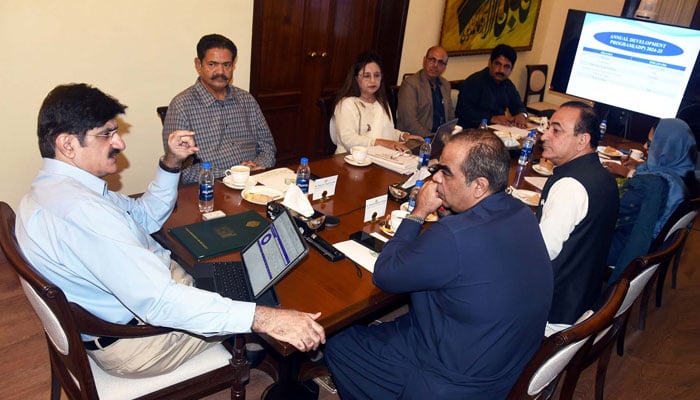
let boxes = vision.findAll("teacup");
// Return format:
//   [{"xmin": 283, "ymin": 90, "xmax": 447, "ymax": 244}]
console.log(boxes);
[
  {"xmin": 225, "ymin": 165, "xmax": 250, "ymax": 186},
  {"xmin": 389, "ymin": 210, "xmax": 409, "ymax": 232},
  {"xmin": 630, "ymin": 149, "xmax": 644, "ymax": 161},
  {"xmin": 351, "ymin": 146, "xmax": 368, "ymax": 163}
]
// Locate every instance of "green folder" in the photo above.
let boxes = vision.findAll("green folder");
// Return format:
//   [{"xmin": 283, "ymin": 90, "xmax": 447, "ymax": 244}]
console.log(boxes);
[{"xmin": 168, "ymin": 210, "xmax": 269, "ymax": 260}]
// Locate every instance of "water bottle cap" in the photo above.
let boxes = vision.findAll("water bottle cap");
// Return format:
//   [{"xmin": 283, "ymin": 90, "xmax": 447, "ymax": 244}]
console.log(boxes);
[
  {"xmin": 602, "ymin": 119, "xmax": 607, "ymax": 123},
  {"xmin": 202, "ymin": 162, "xmax": 211, "ymax": 169},
  {"xmin": 482, "ymin": 118, "xmax": 488, "ymax": 123},
  {"xmin": 424, "ymin": 138, "xmax": 431, "ymax": 144},
  {"xmin": 300, "ymin": 157, "xmax": 309, "ymax": 165},
  {"xmin": 415, "ymin": 180, "xmax": 424, "ymax": 188}
]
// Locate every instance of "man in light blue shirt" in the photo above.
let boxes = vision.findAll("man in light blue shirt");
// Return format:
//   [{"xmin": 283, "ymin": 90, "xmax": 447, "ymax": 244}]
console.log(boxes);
[{"xmin": 16, "ymin": 83, "xmax": 324, "ymax": 377}]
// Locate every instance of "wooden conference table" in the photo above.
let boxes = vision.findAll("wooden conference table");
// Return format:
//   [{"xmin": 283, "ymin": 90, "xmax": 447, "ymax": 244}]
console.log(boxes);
[{"xmin": 153, "ymin": 132, "xmax": 640, "ymax": 396}]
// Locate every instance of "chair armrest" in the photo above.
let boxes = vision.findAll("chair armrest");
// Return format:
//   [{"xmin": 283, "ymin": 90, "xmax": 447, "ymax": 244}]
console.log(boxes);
[{"xmin": 69, "ymin": 302, "xmax": 173, "ymax": 338}]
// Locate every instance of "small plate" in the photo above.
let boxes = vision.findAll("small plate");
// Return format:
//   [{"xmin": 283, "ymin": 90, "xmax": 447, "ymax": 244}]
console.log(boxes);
[
  {"xmin": 241, "ymin": 186, "xmax": 284, "ymax": 205},
  {"xmin": 223, "ymin": 177, "xmax": 256, "ymax": 190},
  {"xmin": 379, "ymin": 221, "xmax": 395, "ymax": 236},
  {"xmin": 508, "ymin": 188, "xmax": 541, "ymax": 207},
  {"xmin": 399, "ymin": 202, "xmax": 438, "ymax": 222},
  {"xmin": 597, "ymin": 146, "xmax": 623, "ymax": 158},
  {"xmin": 344, "ymin": 155, "xmax": 372, "ymax": 167},
  {"xmin": 532, "ymin": 164, "xmax": 553, "ymax": 176}
]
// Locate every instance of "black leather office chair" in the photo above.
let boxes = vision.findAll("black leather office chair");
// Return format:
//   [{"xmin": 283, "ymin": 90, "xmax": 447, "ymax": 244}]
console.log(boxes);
[{"xmin": 156, "ymin": 106, "xmax": 168, "ymax": 125}]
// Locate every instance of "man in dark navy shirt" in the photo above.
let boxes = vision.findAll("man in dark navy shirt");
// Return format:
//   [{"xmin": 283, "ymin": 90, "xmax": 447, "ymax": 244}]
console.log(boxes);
[{"xmin": 326, "ymin": 130, "xmax": 553, "ymax": 399}]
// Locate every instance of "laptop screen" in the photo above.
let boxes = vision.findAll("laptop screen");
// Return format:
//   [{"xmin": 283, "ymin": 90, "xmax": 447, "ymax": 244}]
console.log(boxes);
[
  {"xmin": 241, "ymin": 210, "xmax": 308, "ymax": 297},
  {"xmin": 431, "ymin": 118, "xmax": 458, "ymax": 158}
]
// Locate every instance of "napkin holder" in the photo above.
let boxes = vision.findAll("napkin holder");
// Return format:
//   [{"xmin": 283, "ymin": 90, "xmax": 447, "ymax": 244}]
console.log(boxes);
[
  {"xmin": 266, "ymin": 200, "xmax": 326, "ymax": 233},
  {"xmin": 387, "ymin": 182, "xmax": 412, "ymax": 203}
]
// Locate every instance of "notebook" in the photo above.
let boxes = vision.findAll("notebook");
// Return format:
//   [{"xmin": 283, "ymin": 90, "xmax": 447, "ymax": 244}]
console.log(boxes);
[
  {"xmin": 169, "ymin": 210, "xmax": 269, "ymax": 260},
  {"xmin": 192, "ymin": 209, "xmax": 308, "ymax": 306},
  {"xmin": 406, "ymin": 118, "xmax": 459, "ymax": 156}
]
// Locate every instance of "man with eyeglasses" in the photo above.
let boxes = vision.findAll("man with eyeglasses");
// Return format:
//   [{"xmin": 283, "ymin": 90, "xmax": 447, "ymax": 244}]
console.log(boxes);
[
  {"xmin": 397, "ymin": 46, "xmax": 456, "ymax": 137},
  {"xmin": 326, "ymin": 130, "xmax": 552, "ymax": 399},
  {"xmin": 162, "ymin": 33, "xmax": 276, "ymax": 184},
  {"xmin": 16, "ymin": 83, "xmax": 325, "ymax": 378},
  {"xmin": 455, "ymin": 44, "xmax": 529, "ymax": 129}
]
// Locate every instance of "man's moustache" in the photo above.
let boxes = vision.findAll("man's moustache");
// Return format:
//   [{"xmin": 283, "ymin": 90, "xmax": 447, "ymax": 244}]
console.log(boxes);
[
  {"xmin": 212, "ymin": 75, "xmax": 229, "ymax": 81},
  {"xmin": 109, "ymin": 149, "xmax": 121, "ymax": 158}
]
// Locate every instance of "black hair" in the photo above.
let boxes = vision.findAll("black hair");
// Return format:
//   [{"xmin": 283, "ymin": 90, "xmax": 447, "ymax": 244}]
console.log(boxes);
[
  {"xmin": 334, "ymin": 51, "xmax": 391, "ymax": 118},
  {"xmin": 37, "ymin": 83, "xmax": 126, "ymax": 158},
  {"xmin": 490, "ymin": 44, "xmax": 517, "ymax": 66},
  {"xmin": 196, "ymin": 34, "xmax": 237, "ymax": 61},
  {"xmin": 560, "ymin": 101, "xmax": 600, "ymax": 148},
  {"xmin": 448, "ymin": 129, "xmax": 510, "ymax": 192}
]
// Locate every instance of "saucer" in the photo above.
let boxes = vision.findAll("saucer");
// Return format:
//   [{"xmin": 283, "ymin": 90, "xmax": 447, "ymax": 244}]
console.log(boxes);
[
  {"xmin": 223, "ymin": 177, "xmax": 256, "ymax": 190},
  {"xmin": 344, "ymin": 155, "xmax": 372, "ymax": 167},
  {"xmin": 597, "ymin": 146, "xmax": 623, "ymax": 158},
  {"xmin": 241, "ymin": 186, "xmax": 284, "ymax": 205},
  {"xmin": 379, "ymin": 221, "xmax": 395, "ymax": 236},
  {"xmin": 532, "ymin": 164, "xmax": 553, "ymax": 176},
  {"xmin": 509, "ymin": 188, "xmax": 540, "ymax": 207}
]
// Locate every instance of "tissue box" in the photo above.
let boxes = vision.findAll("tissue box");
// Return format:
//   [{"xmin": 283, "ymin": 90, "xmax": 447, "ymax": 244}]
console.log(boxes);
[
  {"xmin": 266, "ymin": 200, "xmax": 325, "ymax": 233},
  {"xmin": 387, "ymin": 182, "xmax": 412, "ymax": 203}
]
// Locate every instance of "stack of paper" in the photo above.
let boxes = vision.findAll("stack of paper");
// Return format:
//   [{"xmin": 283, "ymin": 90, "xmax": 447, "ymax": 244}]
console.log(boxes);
[{"xmin": 367, "ymin": 146, "xmax": 418, "ymax": 175}]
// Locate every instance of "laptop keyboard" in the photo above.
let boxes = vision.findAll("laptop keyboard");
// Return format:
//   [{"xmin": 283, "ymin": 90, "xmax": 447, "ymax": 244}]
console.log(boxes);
[{"xmin": 212, "ymin": 262, "xmax": 251, "ymax": 301}]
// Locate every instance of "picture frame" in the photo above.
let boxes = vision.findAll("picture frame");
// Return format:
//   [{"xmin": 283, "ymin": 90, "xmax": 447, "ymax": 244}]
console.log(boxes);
[{"xmin": 439, "ymin": 0, "xmax": 542, "ymax": 56}]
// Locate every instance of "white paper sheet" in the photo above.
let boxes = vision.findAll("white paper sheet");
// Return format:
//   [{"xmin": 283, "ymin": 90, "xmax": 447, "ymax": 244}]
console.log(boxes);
[{"xmin": 333, "ymin": 240, "xmax": 380, "ymax": 273}]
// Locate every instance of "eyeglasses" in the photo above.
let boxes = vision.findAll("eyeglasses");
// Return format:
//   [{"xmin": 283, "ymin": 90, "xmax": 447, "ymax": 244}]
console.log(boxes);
[
  {"xmin": 359, "ymin": 72, "xmax": 382, "ymax": 81},
  {"xmin": 428, "ymin": 163, "xmax": 449, "ymax": 175},
  {"xmin": 426, "ymin": 57, "xmax": 448, "ymax": 67},
  {"xmin": 88, "ymin": 128, "xmax": 119, "ymax": 141}
]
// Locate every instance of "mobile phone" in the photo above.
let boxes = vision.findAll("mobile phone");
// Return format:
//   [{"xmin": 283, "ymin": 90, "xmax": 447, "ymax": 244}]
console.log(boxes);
[{"xmin": 350, "ymin": 231, "xmax": 385, "ymax": 253}]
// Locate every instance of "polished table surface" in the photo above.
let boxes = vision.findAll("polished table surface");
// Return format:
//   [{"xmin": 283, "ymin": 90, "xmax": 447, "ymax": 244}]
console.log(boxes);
[
  {"xmin": 155, "ymin": 133, "xmax": 641, "ymax": 357},
  {"xmin": 155, "ymin": 154, "xmax": 411, "ymax": 357}
]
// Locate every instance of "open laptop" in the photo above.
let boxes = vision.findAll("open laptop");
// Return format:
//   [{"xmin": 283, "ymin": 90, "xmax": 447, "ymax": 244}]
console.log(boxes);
[
  {"xmin": 406, "ymin": 118, "xmax": 459, "ymax": 156},
  {"xmin": 192, "ymin": 209, "xmax": 308, "ymax": 307}
]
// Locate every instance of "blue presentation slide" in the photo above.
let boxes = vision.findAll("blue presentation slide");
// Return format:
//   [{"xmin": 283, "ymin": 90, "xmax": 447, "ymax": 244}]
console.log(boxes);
[{"xmin": 567, "ymin": 14, "xmax": 700, "ymax": 118}]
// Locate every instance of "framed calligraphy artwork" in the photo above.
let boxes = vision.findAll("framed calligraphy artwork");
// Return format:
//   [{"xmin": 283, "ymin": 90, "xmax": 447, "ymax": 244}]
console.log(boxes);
[{"xmin": 440, "ymin": 0, "xmax": 542, "ymax": 55}]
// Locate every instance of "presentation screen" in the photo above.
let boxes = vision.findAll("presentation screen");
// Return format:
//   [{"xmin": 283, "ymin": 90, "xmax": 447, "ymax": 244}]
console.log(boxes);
[{"xmin": 551, "ymin": 10, "xmax": 700, "ymax": 119}]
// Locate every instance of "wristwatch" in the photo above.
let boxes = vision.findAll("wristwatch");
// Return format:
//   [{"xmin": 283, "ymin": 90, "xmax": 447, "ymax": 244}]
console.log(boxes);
[
  {"xmin": 522, "ymin": 112, "xmax": 529, "ymax": 119},
  {"xmin": 404, "ymin": 214, "xmax": 425, "ymax": 225},
  {"xmin": 159, "ymin": 156, "xmax": 181, "ymax": 173}
]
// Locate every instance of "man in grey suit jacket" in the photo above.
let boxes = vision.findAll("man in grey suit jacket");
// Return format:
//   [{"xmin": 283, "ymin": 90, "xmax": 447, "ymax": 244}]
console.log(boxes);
[{"xmin": 397, "ymin": 46, "xmax": 456, "ymax": 137}]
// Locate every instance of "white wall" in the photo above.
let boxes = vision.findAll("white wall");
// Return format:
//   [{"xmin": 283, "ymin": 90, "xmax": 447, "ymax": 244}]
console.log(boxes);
[
  {"xmin": 0, "ymin": 0, "xmax": 624, "ymax": 209},
  {"xmin": 0, "ymin": 0, "xmax": 255, "ymax": 209}
]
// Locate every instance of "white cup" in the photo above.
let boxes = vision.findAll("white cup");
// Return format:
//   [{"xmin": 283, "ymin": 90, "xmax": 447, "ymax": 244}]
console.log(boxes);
[
  {"xmin": 225, "ymin": 165, "xmax": 250, "ymax": 186},
  {"xmin": 451, "ymin": 125, "xmax": 463, "ymax": 135},
  {"xmin": 630, "ymin": 149, "xmax": 644, "ymax": 161},
  {"xmin": 351, "ymin": 146, "xmax": 368, "ymax": 163},
  {"xmin": 389, "ymin": 210, "xmax": 409, "ymax": 232}
]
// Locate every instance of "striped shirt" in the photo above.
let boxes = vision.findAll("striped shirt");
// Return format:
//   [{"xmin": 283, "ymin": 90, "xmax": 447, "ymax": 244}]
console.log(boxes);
[{"xmin": 163, "ymin": 79, "xmax": 276, "ymax": 184}]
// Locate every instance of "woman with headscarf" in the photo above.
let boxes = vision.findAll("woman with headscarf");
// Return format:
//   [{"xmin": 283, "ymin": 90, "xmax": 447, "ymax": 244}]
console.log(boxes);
[{"xmin": 605, "ymin": 118, "xmax": 697, "ymax": 283}]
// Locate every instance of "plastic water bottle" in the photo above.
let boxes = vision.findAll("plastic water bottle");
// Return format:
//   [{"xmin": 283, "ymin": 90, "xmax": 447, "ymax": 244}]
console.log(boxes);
[
  {"xmin": 599, "ymin": 119, "xmax": 607, "ymax": 143},
  {"xmin": 296, "ymin": 157, "xmax": 310, "ymax": 194},
  {"xmin": 408, "ymin": 180, "xmax": 423, "ymax": 213},
  {"xmin": 198, "ymin": 162, "xmax": 214, "ymax": 213},
  {"xmin": 417, "ymin": 138, "xmax": 432, "ymax": 170},
  {"xmin": 518, "ymin": 130, "xmax": 537, "ymax": 166},
  {"xmin": 478, "ymin": 118, "xmax": 489, "ymax": 130}
]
